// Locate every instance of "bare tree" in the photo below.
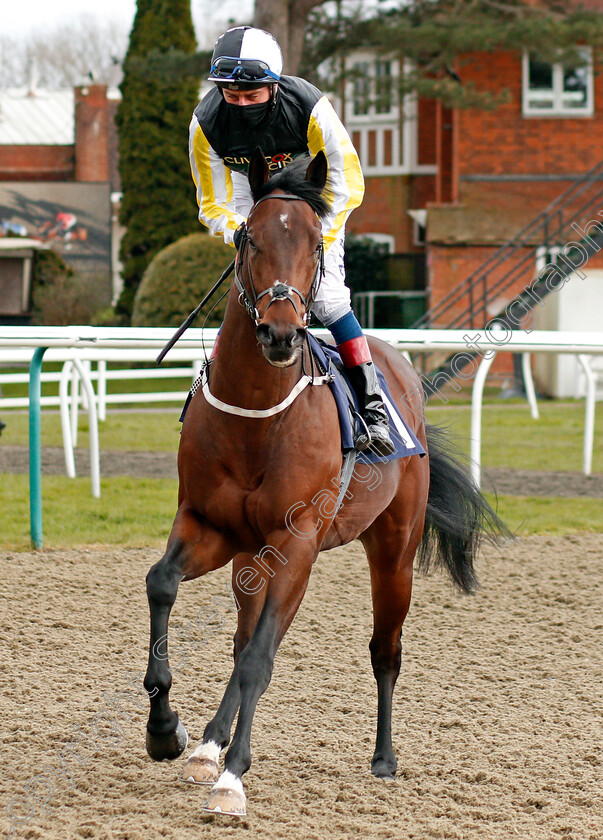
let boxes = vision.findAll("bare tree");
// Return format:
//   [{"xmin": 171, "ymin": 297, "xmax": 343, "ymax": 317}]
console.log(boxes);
[
  {"xmin": 254, "ymin": 0, "xmax": 327, "ymax": 74},
  {"xmin": 0, "ymin": 16, "xmax": 128, "ymax": 89},
  {"xmin": 0, "ymin": 36, "xmax": 29, "ymax": 87},
  {"xmin": 192, "ymin": 0, "xmax": 249, "ymax": 49}
]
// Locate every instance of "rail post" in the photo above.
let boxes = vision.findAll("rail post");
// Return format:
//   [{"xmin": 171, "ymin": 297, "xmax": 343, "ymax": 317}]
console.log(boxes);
[{"xmin": 29, "ymin": 347, "xmax": 47, "ymax": 549}]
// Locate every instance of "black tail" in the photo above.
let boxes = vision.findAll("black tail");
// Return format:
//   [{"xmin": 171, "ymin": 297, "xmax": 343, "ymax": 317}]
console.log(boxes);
[{"xmin": 417, "ymin": 424, "xmax": 512, "ymax": 593}]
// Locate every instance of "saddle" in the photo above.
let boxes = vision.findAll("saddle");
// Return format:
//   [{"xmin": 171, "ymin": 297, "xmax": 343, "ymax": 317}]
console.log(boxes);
[{"xmin": 306, "ymin": 334, "xmax": 425, "ymax": 464}]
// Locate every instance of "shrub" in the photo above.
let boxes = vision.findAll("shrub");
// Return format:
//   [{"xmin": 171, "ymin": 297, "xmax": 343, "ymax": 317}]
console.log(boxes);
[
  {"xmin": 32, "ymin": 248, "xmax": 74, "ymax": 288},
  {"xmin": 91, "ymin": 306, "xmax": 129, "ymax": 327},
  {"xmin": 344, "ymin": 233, "xmax": 390, "ymax": 295},
  {"xmin": 30, "ymin": 250, "xmax": 106, "ymax": 325},
  {"xmin": 32, "ymin": 274, "xmax": 107, "ymax": 326},
  {"xmin": 132, "ymin": 233, "xmax": 233, "ymax": 327}
]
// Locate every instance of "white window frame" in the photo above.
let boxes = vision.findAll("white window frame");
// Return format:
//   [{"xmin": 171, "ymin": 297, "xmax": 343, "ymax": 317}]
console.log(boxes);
[
  {"xmin": 407, "ymin": 209, "xmax": 427, "ymax": 247},
  {"xmin": 359, "ymin": 232, "xmax": 396, "ymax": 253},
  {"xmin": 339, "ymin": 54, "xmax": 436, "ymax": 176},
  {"xmin": 348, "ymin": 55, "xmax": 398, "ymax": 122},
  {"xmin": 522, "ymin": 49, "xmax": 594, "ymax": 117}
]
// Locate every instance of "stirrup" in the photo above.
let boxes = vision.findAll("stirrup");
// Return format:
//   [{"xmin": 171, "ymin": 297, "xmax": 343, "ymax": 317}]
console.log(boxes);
[
  {"xmin": 367, "ymin": 422, "xmax": 396, "ymax": 457},
  {"xmin": 353, "ymin": 414, "xmax": 395, "ymax": 456},
  {"xmin": 353, "ymin": 413, "xmax": 372, "ymax": 452}
]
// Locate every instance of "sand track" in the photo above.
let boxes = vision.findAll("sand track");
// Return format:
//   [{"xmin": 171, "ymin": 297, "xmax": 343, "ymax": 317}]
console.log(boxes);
[{"xmin": 1, "ymin": 534, "xmax": 602, "ymax": 839}]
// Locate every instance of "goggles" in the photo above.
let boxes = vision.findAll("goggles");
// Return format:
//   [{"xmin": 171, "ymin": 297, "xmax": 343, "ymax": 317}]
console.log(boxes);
[{"xmin": 209, "ymin": 57, "xmax": 280, "ymax": 83}]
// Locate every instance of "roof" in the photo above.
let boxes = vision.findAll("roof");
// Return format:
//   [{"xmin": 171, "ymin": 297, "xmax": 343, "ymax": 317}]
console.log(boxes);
[
  {"xmin": 426, "ymin": 179, "xmax": 601, "ymax": 245},
  {"xmin": 0, "ymin": 237, "xmax": 48, "ymax": 251},
  {"xmin": 0, "ymin": 88, "xmax": 74, "ymax": 145}
]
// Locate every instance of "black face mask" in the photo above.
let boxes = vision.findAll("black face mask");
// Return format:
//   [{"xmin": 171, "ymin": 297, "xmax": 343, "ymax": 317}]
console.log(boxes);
[{"xmin": 226, "ymin": 99, "xmax": 272, "ymax": 129}]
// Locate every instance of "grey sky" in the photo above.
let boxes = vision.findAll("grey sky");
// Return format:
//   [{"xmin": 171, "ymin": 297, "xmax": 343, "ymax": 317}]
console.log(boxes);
[{"xmin": 4, "ymin": 0, "xmax": 254, "ymax": 48}]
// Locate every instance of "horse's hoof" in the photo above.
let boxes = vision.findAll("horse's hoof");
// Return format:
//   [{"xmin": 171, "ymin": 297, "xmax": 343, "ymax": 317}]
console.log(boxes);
[
  {"xmin": 371, "ymin": 759, "xmax": 397, "ymax": 780},
  {"xmin": 146, "ymin": 720, "xmax": 188, "ymax": 761},
  {"xmin": 179, "ymin": 756, "xmax": 220, "ymax": 785},
  {"xmin": 202, "ymin": 787, "xmax": 247, "ymax": 817}
]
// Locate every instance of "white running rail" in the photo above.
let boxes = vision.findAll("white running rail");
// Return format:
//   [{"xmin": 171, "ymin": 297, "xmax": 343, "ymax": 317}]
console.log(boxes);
[{"xmin": 1, "ymin": 327, "xmax": 602, "ymax": 498}]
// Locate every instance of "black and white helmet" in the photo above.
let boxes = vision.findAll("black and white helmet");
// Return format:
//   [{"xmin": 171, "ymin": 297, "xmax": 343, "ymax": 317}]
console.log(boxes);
[{"xmin": 208, "ymin": 26, "xmax": 283, "ymax": 89}]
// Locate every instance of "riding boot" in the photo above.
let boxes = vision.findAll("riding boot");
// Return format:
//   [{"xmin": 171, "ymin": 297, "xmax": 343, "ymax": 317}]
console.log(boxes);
[
  {"xmin": 345, "ymin": 361, "xmax": 396, "ymax": 456},
  {"xmin": 329, "ymin": 313, "xmax": 395, "ymax": 456}
]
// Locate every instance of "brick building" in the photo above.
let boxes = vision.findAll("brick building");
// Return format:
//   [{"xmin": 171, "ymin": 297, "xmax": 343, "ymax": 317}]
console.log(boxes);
[
  {"xmin": 336, "ymin": 45, "xmax": 603, "ymax": 339},
  {"xmin": 0, "ymin": 84, "xmax": 118, "ymax": 183},
  {"xmin": 0, "ymin": 81, "xmax": 120, "ymax": 320}
]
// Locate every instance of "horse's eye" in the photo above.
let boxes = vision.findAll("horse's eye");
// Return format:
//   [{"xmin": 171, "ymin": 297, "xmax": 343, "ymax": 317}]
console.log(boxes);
[{"xmin": 248, "ymin": 237, "xmax": 257, "ymax": 251}]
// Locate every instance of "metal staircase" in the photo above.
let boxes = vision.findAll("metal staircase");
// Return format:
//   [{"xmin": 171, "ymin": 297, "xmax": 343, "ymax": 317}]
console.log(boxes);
[{"xmin": 413, "ymin": 159, "xmax": 603, "ymax": 390}]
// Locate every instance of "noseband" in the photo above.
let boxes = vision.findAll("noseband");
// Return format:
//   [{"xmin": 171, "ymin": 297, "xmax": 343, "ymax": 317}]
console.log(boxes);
[{"xmin": 234, "ymin": 194, "xmax": 325, "ymax": 326}]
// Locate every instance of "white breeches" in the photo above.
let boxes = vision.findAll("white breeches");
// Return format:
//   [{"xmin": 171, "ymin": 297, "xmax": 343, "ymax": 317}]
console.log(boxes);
[{"xmin": 311, "ymin": 232, "xmax": 351, "ymax": 327}]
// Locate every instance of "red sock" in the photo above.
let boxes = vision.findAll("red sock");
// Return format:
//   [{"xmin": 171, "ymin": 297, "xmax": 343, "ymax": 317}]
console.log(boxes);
[{"xmin": 337, "ymin": 335, "xmax": 372, "ymax": 367}]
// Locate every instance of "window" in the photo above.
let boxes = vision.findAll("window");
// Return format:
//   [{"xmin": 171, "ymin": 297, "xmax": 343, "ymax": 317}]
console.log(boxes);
[
  {"xmin": 375, "ymin": 60, "xmax": 393, "ymax": 114},
  {"xmin": 359, "ymin": 232, "xmax": 395, "ymax": 253},
  {"xmin": 523, "ymin": 50, "xmax": 593, "ymax": 116},
  {"xmin": 352, "ymin": 61, "xmax": 371, "ymax": 116},
  {"xmin": 340, "ymin": 53, "xmax": 435, "ymax": 175},
  {"xmin": 352, "ymin": 59, "xmax": 395, "ymax": 118}
]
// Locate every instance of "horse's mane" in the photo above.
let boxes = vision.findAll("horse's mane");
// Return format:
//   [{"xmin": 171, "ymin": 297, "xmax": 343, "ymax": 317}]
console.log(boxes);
[{"xmin": 251, "ymin": 156, "xmax": 331, "ymax": 220}]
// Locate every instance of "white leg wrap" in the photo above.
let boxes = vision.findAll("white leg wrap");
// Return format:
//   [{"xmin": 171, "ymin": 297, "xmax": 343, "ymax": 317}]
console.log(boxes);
[
  {"xmin": 213, "ymin": 769, "xmax": 245, "ymax": 798},
  {"xmin": 191, "ymin": 740, "xmax": 221, "ymax": 764}
]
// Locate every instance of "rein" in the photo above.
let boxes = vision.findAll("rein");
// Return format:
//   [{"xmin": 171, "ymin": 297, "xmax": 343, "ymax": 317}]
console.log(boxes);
[{"xmin": 234, "ymin": 193, "xmax": 325, "ymax": 326}]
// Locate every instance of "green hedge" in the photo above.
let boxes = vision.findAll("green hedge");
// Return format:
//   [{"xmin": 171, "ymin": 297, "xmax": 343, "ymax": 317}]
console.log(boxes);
[
  {"xmin": 344, "ymin": 233, "xmax": 390, "ymax": 295},
  {"xmin": 30, "ymin": 249, "xmax": 106, "ymax": 326},
  {"xmin": 131, "ymin": 233, "xmax": 233, "ymax": 327},
  {"xmin": 131, "ymin": 231, "xmax": 393, "ymax": 328}
]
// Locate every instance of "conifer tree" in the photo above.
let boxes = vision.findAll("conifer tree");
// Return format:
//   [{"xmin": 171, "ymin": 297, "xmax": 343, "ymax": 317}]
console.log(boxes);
[{"xmin": 116, "ymin": 0, "xmax": 199, "ymax": 320}]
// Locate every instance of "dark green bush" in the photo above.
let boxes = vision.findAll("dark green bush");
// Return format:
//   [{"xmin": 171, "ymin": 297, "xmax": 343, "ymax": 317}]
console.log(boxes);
[
  {"xmin": 30, "ymin": 250, "xmax": 107, "ymax": 325},
  {"xmin": 344, "ymin": 234, "xmax": 390, "ymax": 295},
  {"xmin": 32, "ymin": 248, "xmax": 74, "ymax": 288},
  {"xmin": 116, "ymin": 0, "xmax": 199, "ymax": 320},
  {"xmin": 132, "ymin": 233, "xmax": 233, "ymax": 327}
]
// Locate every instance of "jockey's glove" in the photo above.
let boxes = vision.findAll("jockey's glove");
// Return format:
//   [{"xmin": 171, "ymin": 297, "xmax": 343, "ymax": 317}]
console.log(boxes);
[{"xmin": 233, "ymin": 223, "xmax": 246, "ymax": 250}]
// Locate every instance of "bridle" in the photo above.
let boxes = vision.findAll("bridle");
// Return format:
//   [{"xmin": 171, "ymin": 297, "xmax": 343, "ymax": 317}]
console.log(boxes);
[{"xmin": 234, "ymin": 193, "xmax": 325, "ymax": 327}]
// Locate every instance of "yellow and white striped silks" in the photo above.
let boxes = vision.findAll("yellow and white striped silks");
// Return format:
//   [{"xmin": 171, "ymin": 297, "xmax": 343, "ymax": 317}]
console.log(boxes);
[
  {"xmin": 188, "ymin": 94, "xmax": 365, "ymax": 252},
  {"xmin": 307, "ymin": 96, "xmax": 364, "ymax": 252}
]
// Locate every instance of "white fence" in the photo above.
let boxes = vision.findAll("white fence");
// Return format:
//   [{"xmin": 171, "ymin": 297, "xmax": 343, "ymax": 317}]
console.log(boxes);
[
  {"xmin": 0, "ymin": 346, "xmax": 213, "ymax": 413},
  {"xmin": 1, "ymin": 327, "xmax": 602, "ymax": 500},
  {"xmin": 0, "ymin": 336, "xmax": 218, "ymax": 498}
]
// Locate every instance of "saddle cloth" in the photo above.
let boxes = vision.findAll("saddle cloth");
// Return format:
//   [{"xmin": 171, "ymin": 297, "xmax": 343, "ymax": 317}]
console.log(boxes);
[{"xmin": 307, "ymin": 334, "xmax": 425, "ymax": 463}]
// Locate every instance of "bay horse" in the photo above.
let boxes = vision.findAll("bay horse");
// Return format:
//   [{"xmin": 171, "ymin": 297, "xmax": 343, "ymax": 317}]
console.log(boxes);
[{"xmin": 143, "ymin": 148, "xmax": 506, "ymax": 817}]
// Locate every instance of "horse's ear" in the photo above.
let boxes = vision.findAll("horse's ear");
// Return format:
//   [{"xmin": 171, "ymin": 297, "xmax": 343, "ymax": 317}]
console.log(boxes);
[
  {"xmin": 248, "ymin": 147, "xmax": 270, "ymax": 196},
  {"xmin": 306, "ymin": 151, "xmax": 327, "ymax": 191}
]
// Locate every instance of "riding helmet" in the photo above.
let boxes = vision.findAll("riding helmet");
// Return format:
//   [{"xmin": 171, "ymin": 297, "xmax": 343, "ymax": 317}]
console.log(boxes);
[{"xmin": 208, "ymin": 26, "xmax": 283, "ymax": 90}]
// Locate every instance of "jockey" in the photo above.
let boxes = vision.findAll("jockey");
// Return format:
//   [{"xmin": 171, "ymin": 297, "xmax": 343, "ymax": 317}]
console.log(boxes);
[{"xmin": 189, "ymin": 25, "xmax": 394, "ymax": 456}]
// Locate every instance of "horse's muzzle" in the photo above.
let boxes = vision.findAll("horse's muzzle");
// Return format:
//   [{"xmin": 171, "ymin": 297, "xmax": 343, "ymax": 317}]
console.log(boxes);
[{"xmin": 256, "ymin": 322, "xmax": 306, "ymax": 366}]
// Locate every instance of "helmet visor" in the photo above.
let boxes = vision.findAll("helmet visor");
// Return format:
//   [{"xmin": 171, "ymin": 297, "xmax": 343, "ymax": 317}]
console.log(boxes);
[{"xmin": 209, "ymin": 56, "xmax": 279, "ymax": 84}]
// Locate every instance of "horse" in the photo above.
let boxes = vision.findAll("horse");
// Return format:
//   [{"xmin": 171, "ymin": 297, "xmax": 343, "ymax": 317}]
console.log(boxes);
[{"xmin": 143, "ymin": 148, "xmax": 507, "ymax": 817}]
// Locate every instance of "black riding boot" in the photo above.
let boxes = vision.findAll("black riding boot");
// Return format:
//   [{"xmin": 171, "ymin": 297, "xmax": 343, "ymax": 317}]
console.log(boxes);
[{"xmin": 347, "ymin": 361, "xmax": 395, "ymax": 456}]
